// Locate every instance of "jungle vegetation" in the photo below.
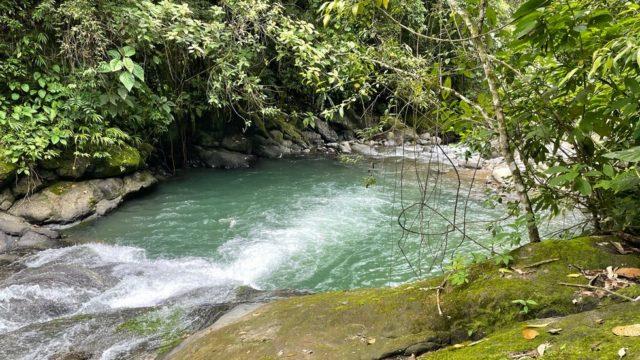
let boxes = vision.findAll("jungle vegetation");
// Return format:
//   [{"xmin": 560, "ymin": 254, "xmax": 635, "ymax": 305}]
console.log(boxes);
[{"xmin": 1, "ymin": 0, "xmax": 639, "ymax": 241}]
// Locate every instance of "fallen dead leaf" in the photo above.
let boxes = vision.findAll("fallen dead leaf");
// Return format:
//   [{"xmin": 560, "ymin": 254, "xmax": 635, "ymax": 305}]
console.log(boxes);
[
  {"xmin": 366, "ymin": 338, "xmax": 376, "ymax": 345},
  {"xmin": 525, "ymin": 322, "xmax": 551, "ymax": 328},
  {"xmin": 618, "ymin": 347, "xmax": 627, "ymax": 359},
  {"xmin": 566, "ymin": 273, "xmax": 582, "ymax": 278},
  {"xmin": 612, "ymin": 324, "xmax": 640, "ymax": 337},
  {"xmin": 452, "ymin": 343, "xmax": 465, "ymax": 349},
  {"xmin": 537, "ymin": 342, "xmax": 550, "ymax": 356},
  {"xmin": 522, "ymin": 328, "xmax": 539, "ymax": 340},
  {"xmin": 547, "ymin": 328, "xmax": 562, "ymax": 335},
  {"xmin": 615, "ymin": 268, "xmax": 640, "ymax": 279},
  {"xmin": 596, "ymin": 318, "xmax": 605, "ymax": 325}
]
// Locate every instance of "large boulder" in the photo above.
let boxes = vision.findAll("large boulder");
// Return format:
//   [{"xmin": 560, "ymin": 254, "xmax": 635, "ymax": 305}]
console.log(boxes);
[
  {"xmin": 41, "ymin": 153, "xmax": 92, "ymax": 179},
  {"xmin": 314, "ymin": 120, "xmax": 339, "ymax": 142},
  {"xmin": 89, "ymin": 145, "xmax": 142, "ymax": 178},
  {"xmin": 196, "ymin": 147, "xmax": 257, "ymax": 169},
  {"xmin": 8, "ymin": 171, "xmax": 156, "ymax": 225}
]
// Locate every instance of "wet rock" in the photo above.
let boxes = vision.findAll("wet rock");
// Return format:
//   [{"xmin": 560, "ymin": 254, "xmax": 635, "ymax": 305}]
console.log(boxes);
[
  {"xmin": 302, "ymin": 131, "xmax": 323, "ymax": 146},
  {"xmin": 0, "ymin": 212, "xmax": 31, "ymax": 236},
  {"xmin": 16, "ymin": 231, "xmax": 56, "ymax": 250},
  {"xmin": 95, "ymin": 197, "xmax": 123, "ymax": 216},
  {"xmin": 404, "ymin": 341, "xmax": 440, "ymax": 356},
  {"xmin": 351, "ymin": 143, "xmax": 379, "ymax": 156},
  {"xmin": 492, "ymin": 164, "xmax": 512, "ymax": 186},
  {"xmin": 196, "ymin": 147, "xmax": 257, "ymax": 169},
  {"xmin": 458, "ymin": 156, "xmax": 484, "ymax": 169},
  {"xmin": 0, "ymin": 189, "xmax": 14, "ymax": 211},
  {"xmin": 11, "ymin": 176, "xmax": 45, "ymax": 197},
  {"xmin": 315, "ymin": 119, "xmax": 339, "ymax": 142},
  {"xmin": 221, "ymin": 134, "xmax": 252, "ymax": 153},
  {"xmin": 269, "ymin": 130, "xmax": 285, "ymax": 143},
  {"xmin": 339, "ymin": 141, "xmax": 352, "ymax": 154},
  {"xmin": 8, "ymin": 171, "xmax": 157, "ymax": 225}
]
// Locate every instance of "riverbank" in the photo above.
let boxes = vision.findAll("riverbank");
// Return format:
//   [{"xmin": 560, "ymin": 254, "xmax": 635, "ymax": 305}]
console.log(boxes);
[{"xmin": 168, "ymin": 236, "xmax": 640, "ymax": 359}]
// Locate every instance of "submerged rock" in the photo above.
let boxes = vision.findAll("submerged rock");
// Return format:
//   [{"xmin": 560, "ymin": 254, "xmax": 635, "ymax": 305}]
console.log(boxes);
[{"xmin": 8, "ymin": 171, "xmax": 156, "ymax": 225}]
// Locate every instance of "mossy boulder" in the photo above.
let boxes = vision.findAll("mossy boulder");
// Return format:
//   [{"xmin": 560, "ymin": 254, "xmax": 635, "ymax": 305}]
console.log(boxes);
[
  {"xmin": 41, "ymin": 152, "xmax": 92, "ymax": 179},
  {"xmin": 0, "ymin": 154, "xmax": 17, "ymax": 189},
  {"xmin": 421, "ymin": 302, "xmax": 640, "ymax": 360},
  {"xmin": 90, "ymin": 145, "xmax": 143, "ymax": 178},
  {"xmin": 168, "ymin": 236, "xmax": 640, "ymax": 360}
]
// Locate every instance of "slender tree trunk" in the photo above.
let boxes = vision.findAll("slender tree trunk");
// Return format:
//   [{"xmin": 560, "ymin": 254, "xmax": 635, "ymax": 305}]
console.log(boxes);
[{"xmin": 447, "ymin": 0, "xmax": 541, "ymax": 242}]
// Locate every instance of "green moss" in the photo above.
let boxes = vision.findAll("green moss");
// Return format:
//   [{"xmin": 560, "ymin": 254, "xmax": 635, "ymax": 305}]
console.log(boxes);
[
  {"xmin": 91, "ymin": 145, "xmax": 142, "ymax": 178},
  {"xmin": 271, "ymin": 116, "xmax": 306, "ymax": 145},
  {"xmin": 118, "ymin": 308, "xmax": 186, "ymax": 355},
  {"xmin": 0, "ymin": 153, "xmax": 17, "ymax": 183},
  {"xmin": 47, "ymin": 181, "xmax": 74, "ymax": 195},
  {"xmin": 169, "ymin": 236, "xmax": 640, "ymax": 360},
  {"xmin": 421, "ymin": 302, "xmax": 640, "ymax": 360}
]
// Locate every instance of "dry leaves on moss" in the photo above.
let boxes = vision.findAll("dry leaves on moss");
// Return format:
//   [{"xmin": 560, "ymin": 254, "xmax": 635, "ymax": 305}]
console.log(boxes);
[{"xmin": 612, "ymin": 324, "xmax": 640, "ymax": 337}]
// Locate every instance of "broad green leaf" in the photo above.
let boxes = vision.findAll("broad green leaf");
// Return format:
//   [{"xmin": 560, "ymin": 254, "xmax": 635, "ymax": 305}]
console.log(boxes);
[
  {"xmin": 21, "ymin": 84, "xmax": 29, "ymax": 92},
  {"xmin": 558, "ymin": 68, "xmax": 579, "ymax": 87},
  {"xmin": 118, "ymin": 87, "xmax": 129, "ymax": 100},
  {"xmin": 11, "ymin": 93, "xmax": 19, "ymax": 100},
  {"xmin": 119, "ymin": 72, "xmax": 135, "ymax": 92},
  {"xmin": 132, "ymin": 64, "xmax": 145, "ymax": 81},
  {"xmin": 513, "ymin": 0, "xmax": 549, "ymax": 19},
  {"xmin": 382, "ymin": 0, "xmax": 389, "ymax": 9},
  {"xmin": 38, "ymin": 90, "xmax": 46, "ymax": 98},
  {"xmin": 107, "ymin": 49, "xmax": 121, "ymax": 60},
  {"xmin": 603, "ymin": 164, "xmax": 615, "ymax": 178},
  {"xmin": 110, "ymin": 59, "xmax": 123, "ymax": 72},
  {"xmin": 604, "ymin": 146, "xmax": 640, "ymax": 162},
  {"xmin": 122, "ymin": 46, "xmax": 136, "ymax": 57},
  {"xmin": 123, "ymin": 58, "xmax": 135, "ymax": 72},
  {"xmin": 575, "ymin": 177, "xmax": 592, "ymax": 196}
]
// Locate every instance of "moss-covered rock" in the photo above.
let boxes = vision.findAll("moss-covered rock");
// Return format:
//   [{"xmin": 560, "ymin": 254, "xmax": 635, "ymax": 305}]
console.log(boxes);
[
  {"xmin": 421, "ymin": 302, "xmax": 640, "ymax": 360},
  {"xmin": 90, "ymin": 145, "xmax": 142, "ymax": 178},
  {"xmin": 41, "ymin": 152, "xmax": 92, "ymax": 179},
  {"xmin": 0, "ymin": 153, "xmax": 17, "ymax": 188},
  {"xmin": 168, "ymin": 236, "xmax": 640, "ymax": 360}
]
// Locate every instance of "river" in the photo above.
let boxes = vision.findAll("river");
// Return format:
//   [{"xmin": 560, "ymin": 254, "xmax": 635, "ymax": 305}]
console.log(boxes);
[{"xmin": 0, "ymin": 157, "xmax": 545, "ymax": 359}]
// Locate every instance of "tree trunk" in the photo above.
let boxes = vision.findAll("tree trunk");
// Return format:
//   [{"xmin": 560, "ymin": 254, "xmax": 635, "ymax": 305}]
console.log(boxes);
[{"xmin": 446, "ymin": 0, "xmax": 541, "ymax": 242}]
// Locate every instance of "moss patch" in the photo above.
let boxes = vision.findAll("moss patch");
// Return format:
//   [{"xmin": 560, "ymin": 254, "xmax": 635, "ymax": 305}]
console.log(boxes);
[
  {"xmin": 169, "ymin": 236, "xmax": 640, "ymax": 360},
  {"xmin": 47, "ymin": 181, "xmax": 74, "ymax": 196},
  {"xmin": 421, "ymin": 302, "xmax": 640, "ymax": 360},
  {"xmin": 91, "ymin": 145, "xmax": 142, "ymax": 178},
  {"xmin": 0, "ymin": 153, "xmax": 17, "ymax": 184}
]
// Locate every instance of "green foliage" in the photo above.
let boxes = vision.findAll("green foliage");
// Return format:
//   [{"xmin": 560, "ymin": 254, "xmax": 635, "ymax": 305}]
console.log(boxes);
[
  {"xmin": 511, "ymin": 299, "xmax": 537, "ymax": 315},
  {"xmin": 446, "ymin": 255, "xmax": 471, "ymax": 286}
]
